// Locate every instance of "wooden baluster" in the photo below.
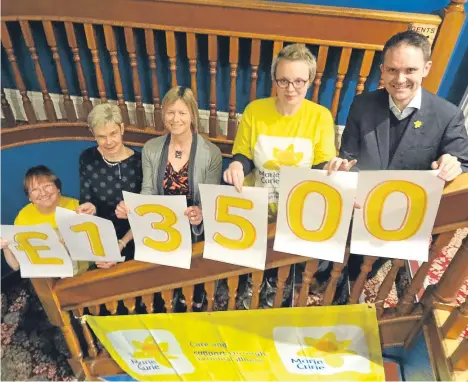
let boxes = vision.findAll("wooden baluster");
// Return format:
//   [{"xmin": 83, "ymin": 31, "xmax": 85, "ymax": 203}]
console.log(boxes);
[
  {"xmin": 19, "ymin": 21, "xmax": 57, "ymax": 122},
  {"xmin": 274, "ymin": 265, "xmax": 291, "ymax": 308},
  {"xmin": 311, "ymin": 46, "xmax": 329, "ymax": 103},
  {"xmin": 141, "ymin": 294, "xmax": 155, "ymax": 314},
  {"xmin": 250, "ymin": 271, "xmax": 264, "ymax": 309},
  {"xmin": 1, "ymin": 23, "xmax": 36, "ymax": 124},
  {"xmin": 43, "ymin": 21, "xmax": 76, "ymax": 122},
  {"xmin": 375, "ymin": 259, "xmax": 405, "ymax": 318},
  {"xmin": 451, "ymin": 338, "xmax": 468, "ymax": 371},
  {"xmin": 227, "ymin": 276, "xmax": 238, "ymax": 310},
  {"xmin": 355, "ymin": 50, "xmax": 375, "ymax": 95},
  {"xmin": 84, "ymin": 24, "xmax": 107, "ymax": 102},
  {"xmin": 162, "ymin": 290, "xmax": 173, "ymax": 313},
  {"xmin": 166, "ymin": 31, "xmax": 177, "ymax": 87},
  {"xmin": 330, "ymin": 48, "xmax": 352, "ymax": 122},
  {"xmin": 442, "ymin": 299, "xmax": 468, "ymax": 340},
  {"xmin": 205, "ymin": 281, "xmax": 216, "ymax": 312},
  {"xmin": 270, "ymin": 41, "xmax": 284, "ymax": 97},
  {"xmin": 64, "ymin": 22, "xmax": 93, "ymax": 118},
  {"xmin": 182, "ymin": 286, "xmax": 194, "ymax": 312},
  {"xmin": 88, "ymin": 305, "xmax": 100, "ymax": 316},
  {"xmin": 298, "ymin": 260, "xmax": 319, "ymax": 307},
  {"xmin": 396, "ymin": 232, "xmax": 452, "ymax": 316},
  {"xmin": 323, "ymin": 252, "xmax": 350, "ymax": 306},
  {"xmin": 349, "ymin": 255, "xmax": 378, "ymax": 304},
  {"xmin": 208, "ymin": 35, "xmax": 219, "ymax": 138},
  {"xmin": 105, "ymin": 300, "xmax": 118, "ymax": 315},
  {"xmin": 430, "ymin": 237, "xmax": 468, "ymax": 305},
  {"xmin": 124, "ymin": 27, "xmax": 146, "ymax": 129},
  {"xmin": 1, "ymin": 87, "xmax": 15, "ymax": 127},
  {"xmin": 227, "ymin": 37, "xmax": 239, "ymax": 140},
  {"xmin": 72, "ymin": 308, "xmax": 98, "ymax": 358},
  {"xmin": 186, "ymin": 33, "xmax": 198, "ymax": 100},
  {"xmin": 249, "ymin": 39, "xmax": 261, "ymax": 102},
  {"xmin": 145, "ymin": 29, "xmax": 163, "ymax": 131},
  {"xmin": 103, "ymin": 25, "xmax": 130, "ymax": 126},
  {"xmin": 123, "ymin": 297, "xmax": 137, "ymax": 314}
]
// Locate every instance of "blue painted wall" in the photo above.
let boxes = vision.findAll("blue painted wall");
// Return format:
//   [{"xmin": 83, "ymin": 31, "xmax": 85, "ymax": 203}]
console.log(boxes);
[{"xmin": 1, "ymin": 1, "xmax": 467, "ymax": 276}]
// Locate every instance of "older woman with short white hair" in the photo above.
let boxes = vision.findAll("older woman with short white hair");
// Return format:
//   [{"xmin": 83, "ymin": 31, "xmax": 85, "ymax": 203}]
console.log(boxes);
[{"xmin": 79, "ymin": 103, "xmax": 142, "ymax": 266}]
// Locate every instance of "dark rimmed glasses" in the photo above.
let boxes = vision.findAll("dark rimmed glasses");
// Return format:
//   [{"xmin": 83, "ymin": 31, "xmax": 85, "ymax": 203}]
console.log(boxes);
[{"xmin": 275, "ymin": 78, "xmax": 309, "ymax": 89}]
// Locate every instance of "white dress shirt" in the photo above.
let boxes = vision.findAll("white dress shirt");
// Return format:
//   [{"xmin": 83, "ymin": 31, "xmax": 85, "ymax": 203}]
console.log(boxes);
[{"xmin": 389, "ymin": 87, "xmax": 422, "ymax": 120}]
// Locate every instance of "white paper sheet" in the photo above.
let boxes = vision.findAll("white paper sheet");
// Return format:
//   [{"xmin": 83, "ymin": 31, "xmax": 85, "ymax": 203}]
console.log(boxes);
[
  {"xmin": 55, "ymin": 207, "xmax": 124, "ymax": 263},
  {"xmin": 274, "ymin": 167, "xmax": 358, "ymax": 263},
  {"xmin": 1, "ymin": 223, "xmax": 74, "ymax": 278},
  {"xmin": 124, "ymin": 191, "xmax": 192, "ymax": 269},
  {"xmin": 351, "ymin": 170, "xmax": 445, "ymax": 261},
  {"xmin": 199, "ymin": 184, "xmax": 268, "ymax": 270}
]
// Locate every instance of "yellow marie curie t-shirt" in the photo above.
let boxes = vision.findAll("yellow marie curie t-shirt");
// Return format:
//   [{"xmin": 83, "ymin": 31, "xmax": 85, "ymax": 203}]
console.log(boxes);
[
  {"xmin": 232, "ymin": 97, "xmax": 336, "ymax": 217},
  {"xmin": 14, "ymin": 196, "xmax": 89, "ymax": 275}
]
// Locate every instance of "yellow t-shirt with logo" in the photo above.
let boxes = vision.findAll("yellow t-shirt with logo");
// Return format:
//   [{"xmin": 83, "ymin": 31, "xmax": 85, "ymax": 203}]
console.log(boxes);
[
  {"xmin": 232, "ymin": 97, "xmax": 336, "ymax": 218},
  {"xmin": 14, "ymin": 196, "xmax": 89, "ymax": 275}
]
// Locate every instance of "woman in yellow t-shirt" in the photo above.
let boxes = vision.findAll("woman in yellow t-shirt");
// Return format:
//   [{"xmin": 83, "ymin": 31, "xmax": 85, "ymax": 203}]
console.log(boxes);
[
  {"xmin": 1, "ymin": 165, "xmax": 95, "ymax": 274},
  {"xmin": 224, "ymin": 43, "xmax": 338, "ymax": 220}
]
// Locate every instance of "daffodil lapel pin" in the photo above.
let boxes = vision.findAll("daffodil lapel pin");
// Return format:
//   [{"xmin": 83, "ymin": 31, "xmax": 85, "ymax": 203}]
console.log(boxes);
[{"xmin": 413, "ymin": 120, "xmax": 423, "ymax": 129}]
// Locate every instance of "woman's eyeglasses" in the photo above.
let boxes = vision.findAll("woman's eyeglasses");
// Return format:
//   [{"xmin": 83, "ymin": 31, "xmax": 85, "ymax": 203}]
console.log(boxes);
[
  {"xmin": 275, "ymin": 78, "xmax": 309, "ymax": 89},
  {"xmin": 29, "ymin": 183, "xmax": 56, "ymax": 197}
]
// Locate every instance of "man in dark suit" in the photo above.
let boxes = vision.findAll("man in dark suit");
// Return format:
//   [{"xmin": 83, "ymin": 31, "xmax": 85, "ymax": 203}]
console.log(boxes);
[{"xmin": 325, "ymin": 30, "xmax": 468, "ymax": 280}]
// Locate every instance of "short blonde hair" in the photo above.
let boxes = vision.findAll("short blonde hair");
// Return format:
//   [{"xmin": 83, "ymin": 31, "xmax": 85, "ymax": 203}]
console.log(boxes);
[
  {"xmin": 87, "ymin": 103, "xmax": 123, "ymax": 133},
  {"xmin": 271, "ymin": 43, "xmax": 317, "ymax": 82},
  {"xmin": 162, "ymin": 86, "xmax": 199, "ymax": 132}
]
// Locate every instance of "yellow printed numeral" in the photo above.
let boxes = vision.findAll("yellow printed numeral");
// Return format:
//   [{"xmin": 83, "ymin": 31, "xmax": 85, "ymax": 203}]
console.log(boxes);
[
  {"xmin": 70, "ymin": 222, "xmax": 105, "ymax": 257},
  {"xmin": 135, "ymin": 204, "xmax": 182, "ymax": 252},
  {"xmin": 14, "ymin": 232, "xmax": 64, "ymax": 265},
  {"xmin": 287, "ymin": 181, "xmax": 342, "ymax": 242},
  {"xmin": 213, "ymin": 196, "xmax": 256, "ymax": 250},
  {"xmin": 364, "ymin": 180, "xmax": 427, "ymax": 241}
]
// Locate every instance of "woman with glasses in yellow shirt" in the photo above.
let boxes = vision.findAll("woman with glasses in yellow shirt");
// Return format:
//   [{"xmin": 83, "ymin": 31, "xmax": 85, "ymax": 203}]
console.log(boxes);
[{"xmin": 224, "ymin": 43, "xmax": 338, "ymax": 222}]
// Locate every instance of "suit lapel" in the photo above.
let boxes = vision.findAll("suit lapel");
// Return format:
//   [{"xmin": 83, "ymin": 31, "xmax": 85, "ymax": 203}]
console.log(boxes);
[{"xmin": 375, "ymin": 92, "xmax": 390, "ymax": 169}]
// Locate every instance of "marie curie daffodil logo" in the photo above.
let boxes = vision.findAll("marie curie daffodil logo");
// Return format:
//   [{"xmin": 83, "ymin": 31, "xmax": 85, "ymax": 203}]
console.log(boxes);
[
  {"xmin": 413, "ymin": 120, "xmax": 423, "ymax": 129},
  {"xmin": 263, "ymin": 144, "xmax": 304, "ymax": 170},
  {"xmin": 297, "ymin": 332, "xmax": 356, "ymax": 367},
  {"xmin": 132, "ymin": 335, "xmax": 177, "ymax": 367}
]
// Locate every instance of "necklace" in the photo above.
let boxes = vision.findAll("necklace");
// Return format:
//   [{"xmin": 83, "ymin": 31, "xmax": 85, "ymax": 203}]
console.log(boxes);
[
  {"xmin": 102, "ymin": 155, "xmax": 122, "ymax": 179},
  {"xmin": 175, "ymin": 150, "xmax": 183, "ymax": 159}
]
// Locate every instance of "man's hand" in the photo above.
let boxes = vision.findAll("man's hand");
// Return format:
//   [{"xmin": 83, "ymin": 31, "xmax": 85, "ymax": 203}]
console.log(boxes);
[
  {"xmin": 96, "ymin": 262, "xmax": 117, "ymax": 269},
  {"xmin": 324, "ymin": 157, "xmax": 358, "ymax": 175},
  {"xmin": 431, "ymin": 154, "xmax": 462, "ymax": 182},
  {"xmin": 76, "ymin": 202, "xmax": 96, "ymax": 215},
  {"xmin": 223, "ymin": 161, "xmax": 245, "ymax": 192}
]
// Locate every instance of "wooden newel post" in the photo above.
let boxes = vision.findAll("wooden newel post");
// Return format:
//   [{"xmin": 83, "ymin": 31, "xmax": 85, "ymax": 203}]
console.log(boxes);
[
  {"xmin": 423, "ymin": 0, "xmax": 467, "ymax": 93},
  {"xmin": 30, "ymin": 278, "xmax": 89, "ymax": 379}
]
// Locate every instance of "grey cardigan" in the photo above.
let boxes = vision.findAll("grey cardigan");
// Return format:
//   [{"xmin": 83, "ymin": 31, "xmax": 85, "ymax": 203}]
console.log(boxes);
[{"xmin": 141, "ymin": 133, "xmax": 222, "ymax": 236}]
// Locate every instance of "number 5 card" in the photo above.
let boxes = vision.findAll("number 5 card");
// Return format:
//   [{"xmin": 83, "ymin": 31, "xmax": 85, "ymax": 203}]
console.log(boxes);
[{"xmin": 199, "ymin": 184, "xmax": 268, "ymax": 270}]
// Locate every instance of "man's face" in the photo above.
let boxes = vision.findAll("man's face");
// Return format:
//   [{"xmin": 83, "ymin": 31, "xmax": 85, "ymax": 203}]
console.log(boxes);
[{"xmin": 380, "ymin": 43, "xmax": 432, "ymax": 108}]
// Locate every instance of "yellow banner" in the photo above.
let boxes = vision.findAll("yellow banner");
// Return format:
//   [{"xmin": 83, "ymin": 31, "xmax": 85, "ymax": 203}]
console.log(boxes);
[{"xmin": 86, "ymin": 304, "xmax": 384, "ymax": 381}]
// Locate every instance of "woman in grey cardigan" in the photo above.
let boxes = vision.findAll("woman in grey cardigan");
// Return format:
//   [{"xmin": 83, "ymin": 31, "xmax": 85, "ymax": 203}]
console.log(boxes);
[{"xmin": 117, "ymin": 86, "xmax": 222, "ymax": 242}]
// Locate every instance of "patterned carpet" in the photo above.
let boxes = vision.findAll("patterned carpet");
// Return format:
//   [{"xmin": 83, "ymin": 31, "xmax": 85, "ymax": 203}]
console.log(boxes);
[{"xmin": 1, "ymin": 230, "xmax": 466, "ymax": 380}]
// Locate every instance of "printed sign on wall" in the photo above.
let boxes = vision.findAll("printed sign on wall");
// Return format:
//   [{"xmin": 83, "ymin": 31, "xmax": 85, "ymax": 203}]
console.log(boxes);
[
  {"xmin": 124, "ymin": 191, "xmax": 192, "ymax": 269},
  {"xmin": 351, "ymin": 171, "xmax": 444, "ymax": 261},
  {"xmin": 199, "ymin": 184, "xmax": 268, "ymax": 270},
  {"xmin": 274, "ymin": 167, "xmax": 358, "ymax": 263}
]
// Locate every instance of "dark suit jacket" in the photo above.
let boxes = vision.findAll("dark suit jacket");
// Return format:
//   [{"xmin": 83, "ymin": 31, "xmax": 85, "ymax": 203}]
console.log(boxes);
[{"xmin": 339, "ymin": 88, "xmax": 468, "ymax": 172}]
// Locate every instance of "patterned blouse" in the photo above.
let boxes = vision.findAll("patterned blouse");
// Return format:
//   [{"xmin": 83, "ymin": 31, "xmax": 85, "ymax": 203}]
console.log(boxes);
[
  {"xmin": 79, "ymin": 146, "xmax": 142, "ymax": 260},
  {"xmin": 162, "ymin": 161, "xmax": 193, "ymax": 206}
]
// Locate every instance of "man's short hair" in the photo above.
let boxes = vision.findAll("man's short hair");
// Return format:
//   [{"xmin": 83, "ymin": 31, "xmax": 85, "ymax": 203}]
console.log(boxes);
[
  {"xmin": 23, "ymin": 165, "xmax": 62, "ymax": 196},
  {"xmin": 382, "ymin": 31, "xmax": 431, "ymax": 63},
  {"xmin": 271, "ymin": 43, "xmax": 317, "ymax": 82}
]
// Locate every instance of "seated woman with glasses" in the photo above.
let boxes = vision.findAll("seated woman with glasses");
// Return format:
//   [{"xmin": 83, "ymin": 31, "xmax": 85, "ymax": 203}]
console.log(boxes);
[
  {"xmin": 1, "ymin": 165, "xmax": 95, "ymax": 274},
  {"xmin": 223, "ymin": 43, "xmax": 337, "ymax": 221},
  {"xmin": 79, "ymin": 103, "xmax": 143, "ymax": 268}
]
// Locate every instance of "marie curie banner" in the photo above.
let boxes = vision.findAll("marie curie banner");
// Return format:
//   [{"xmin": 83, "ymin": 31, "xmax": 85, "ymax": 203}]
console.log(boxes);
[{"xmin": 86, "ymin": 304, "xmax": 384, "ymax": 381}]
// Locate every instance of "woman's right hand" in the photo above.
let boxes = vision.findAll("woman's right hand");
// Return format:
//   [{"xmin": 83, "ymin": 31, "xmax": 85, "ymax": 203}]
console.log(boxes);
[
  {"xmin": 115, "ymin": 201, "xmax": 130, "ymax": 219},
  {"xmin": 223, "ymin": 161, "xmax": 245, "ymax": 192},
  {"xmin": 1, "ymin": 238, "xmax": 9, "ymax": 250}
]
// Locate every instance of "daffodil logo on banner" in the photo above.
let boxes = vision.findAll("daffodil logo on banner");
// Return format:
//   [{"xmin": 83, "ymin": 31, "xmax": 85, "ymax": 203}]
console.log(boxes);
[{"xmin": 86, "ymin": 304, "xmax": 384, "ymax": 381}]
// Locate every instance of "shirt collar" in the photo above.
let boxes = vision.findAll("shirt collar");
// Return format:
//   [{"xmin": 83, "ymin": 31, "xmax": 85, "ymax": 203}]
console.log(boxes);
[{"xmin": 389, "ymin": 87, "xmax": 422, "ymax": 114}]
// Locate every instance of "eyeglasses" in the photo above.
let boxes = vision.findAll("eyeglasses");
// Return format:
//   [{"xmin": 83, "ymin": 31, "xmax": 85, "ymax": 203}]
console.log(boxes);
[
  {"xmin": 275, "ymin": 78, "xmax": 309, "ymax": 89},
  {"xmin": 29, "ymin": 183, "xmax": 56, "ymax": 198}
]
